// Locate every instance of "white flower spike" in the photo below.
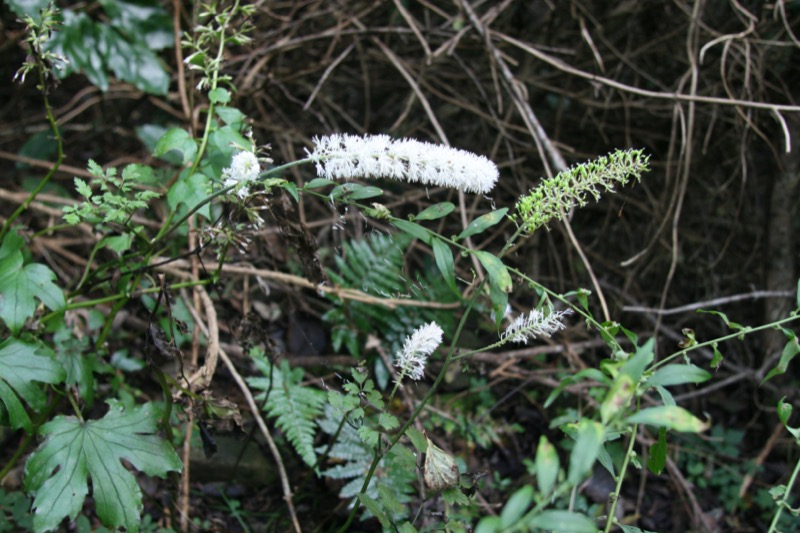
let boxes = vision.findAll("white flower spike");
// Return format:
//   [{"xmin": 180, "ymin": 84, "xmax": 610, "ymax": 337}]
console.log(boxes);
[
  {"xmin": 309, "ymin": 134, "xmax": 499, "ymax": 194},
  {"xmin": 502, "ymin": 307, "xmax": 572, "ymax": 344},
  {"xmin": 223, "ymin": 151, "xmax": 261, "ymax": 198},
  {"xmin": 394, "ymin": 322, "xmax": 444, "ymax": 383}
]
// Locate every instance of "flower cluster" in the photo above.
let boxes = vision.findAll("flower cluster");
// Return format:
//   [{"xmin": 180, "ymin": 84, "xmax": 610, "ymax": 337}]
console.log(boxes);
[
  {"xmin": 394, "ymin": 322, "xmax": 444, "ymax": 383},
  {"xmin": 222, "ymin": 151, "xmax": 261, "ymax": 198},
  {"xmin": 515, "ymin": 148, "xmax": 649, "ymax": 234},
  {"xmin": 308, "ymin": 134, "xmax": 499, "ymax": 194},
  {"xmin": 501, "ymin": 307, "xmax": 572, "ymax": 344}
]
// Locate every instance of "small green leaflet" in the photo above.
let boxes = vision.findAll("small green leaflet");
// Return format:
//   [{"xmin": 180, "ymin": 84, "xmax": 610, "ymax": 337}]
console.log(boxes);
[
  {"xmin": 0, "ymin": 339, "xmax": 65, "ymax": 432},
  {"xmin": 424, "ymin": 435, "xmax": 459, "ymax": 492},
  {"xmin": 456, "ymin": 208, "xmax": 508, "ymax": 241},
  {"xmin": 24, "ymin": 400, "xmax": 182, "ymax": 533},
  {"xmin": 0, "ymin": 233, "xmax": 65, "ymax": 334}
]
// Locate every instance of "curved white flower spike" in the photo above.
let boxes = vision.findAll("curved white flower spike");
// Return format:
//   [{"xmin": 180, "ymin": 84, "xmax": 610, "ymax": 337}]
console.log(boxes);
[
  {"xmin": 394, "ymin": 322, "xmax": 444, "ymax": 383},
  {"xmin": 502, "ymin": 307, "xmax": 572, "ymax": 344},
  {"xmin": 309, "ymin": 134, "xmax": 499, "ymax": 194}
]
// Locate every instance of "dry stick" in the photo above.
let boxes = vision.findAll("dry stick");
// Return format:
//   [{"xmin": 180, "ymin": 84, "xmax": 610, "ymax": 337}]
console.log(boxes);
[
  {"xmin": 623, "ymin": 289, "xmax": 795, "ymax": 315},
  {"xmin": 182, "ymin": 291, "xmax": 302, "ymax": 533},
  {"xmin": 738, "ymin": 422, "xmax": 785, "ymax": 500},
  {"xmin": 458, "ymin": 0, "xmax": 611, "ymax": 321}
]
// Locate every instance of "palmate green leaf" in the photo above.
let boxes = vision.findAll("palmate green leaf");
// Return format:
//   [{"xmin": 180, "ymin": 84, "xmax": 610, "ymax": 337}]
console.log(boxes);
[
  {"xmin": 24, "ymin": 400, "xmax": 181, "ymax": 533},
  {"xmin": 0, "ymin": 236, "xmax": 65, "ymax": 334},
  {"xmin": 0, "ymin": 339, "xmax": 65, "ymax": 432}
]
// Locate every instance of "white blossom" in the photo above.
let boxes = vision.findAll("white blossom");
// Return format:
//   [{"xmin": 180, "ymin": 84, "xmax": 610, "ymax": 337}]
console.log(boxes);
[
  {"xmin": 223, "ymin": 151, "xmax": 261, "ymax": 198},
  {"xmin": 394, "ymin": 322, "xmax": 444, "ymax": 382},
  {"xmin": 308, "ymin": 134, "xmax": 499, "ymax": 194},
  {"xmin": 501, "ymin": 307, "xmax": 572, "ymax": 344}
]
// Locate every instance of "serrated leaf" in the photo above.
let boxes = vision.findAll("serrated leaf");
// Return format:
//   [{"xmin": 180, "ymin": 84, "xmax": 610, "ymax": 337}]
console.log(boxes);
[
  {"xmin": 456, "ymin": 208, "xmax": 508, "ymax": 241},
  {"xmin": 647, "ymin": 427, "xmax": 668, "ymax": 475},
  {"xmin": 0, "ymin": 246, "xmax": 66, "ymax": 334},
  {"xmin": 431, "ymin": 237, "xmax": 458, "ymax": 295},
  {"xmin": 24, "ymin": 400, "xmax": 182, "ymax": 533},
  {"xmin": 441, "ymin": 486, "xmax": 470, "ymax": 506},
  {"xmin": 154, "ymin": 128, "xmax": 197, "ymax": 165},
  {"xmin": 208, "ymin": 88, "xmax": 231, "ymax": 104},
  {"xmin": 406, "ymin": 427, "xmax": 427, "ymax": 453},
  {"xmin": 625, "ymin": 406, "xmax": 709, "ymax": 432},
  {"xmin": 424, "ymin": 436, "xmax": 459, "ymax": 491},
  {"xmin": 379, "ymin": 412, "xmax": 399, "ymax": 431},
  {"xmin": 414, "ymin": 202, "xmax": 455, "ymax": 221},
  {"xmin": 646, "ymin": 363, "xmax": 712, "ymax": 388},
  {"xmin": 0, "ymin": 339, "xmax": 65, "ymax": 432}
]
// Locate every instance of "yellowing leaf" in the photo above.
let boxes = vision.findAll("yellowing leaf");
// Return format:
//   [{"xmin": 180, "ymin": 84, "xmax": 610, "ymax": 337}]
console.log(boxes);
[{"xmin": 424, "ymin": 435, "xmax": 459, "ymax": 492}]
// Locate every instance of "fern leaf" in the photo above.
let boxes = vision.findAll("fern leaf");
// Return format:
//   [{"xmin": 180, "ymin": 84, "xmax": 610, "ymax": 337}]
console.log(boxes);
[{"xmin": 247, "ymin": 356, "xmax": 325, "ymax": 470}]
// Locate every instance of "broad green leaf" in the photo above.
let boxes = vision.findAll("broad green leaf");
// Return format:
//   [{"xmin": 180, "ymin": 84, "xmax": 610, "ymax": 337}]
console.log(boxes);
[
  {"xmin": 654, "ymin": 385, "xmax": 676, "ymax": 407},
  {"xmin": 646, "ymin": 364, "xmax": 712, "ymax": 388},
  {"xmin": 0, "ymin": 246, "xmax": 66, "ymax": 334},
  {"xmin": 154, "ymin": 128, "xmax": 197, "ymax": 165},
  {"xmin": 625, "ymin": 406, "xmax": 709, "ymax": 432},
  {"xmin": 167, "ymin": 172, "xmax": 210, "ymax": 220},
  {"xmin": 102, "ymin": 234, "xmax": 133, "ymax": 257},
  {"xmin": 527, "ymin": 510, "xmax": 598, "ymax": 532},
  {"xmin": 489, "ymin": 276, "xmax": 509, "ymax": 329},
  {"xmin": 414, "ymin": 202, "xmax": 455, "ymax": 221},
  {"xmin": 456, "ymin": 208, "xmax": 508, "ymax": 241},
  {"xmin": 473, "ymin": 251, "xmax": 512, "ymax": 293},
  {"xmin": 215, "ymin": 106, "xmax": 246, "ymax": 128},
  {"xmin": 647, "ymin": 427, "xmax": 668, "ymax": 475},
  {"xmin": 397, "ymin": 522, "xmax": 418, "ymax": 533},
  {"xmin": 348, "ymin": 186, "xmax": 383, "ymax": 200},
  {"xmin": 567, "ymin": 419, "xmax": 603, "ymax": 484},
  {"xmin": 620, "ymin": 337, "xmax": 654, "ymax": 382},
  {"xmin": 761, "ymin": 328, "xmax": 800, "ymax": 385},
  {"xmin": 392, "ymin": 219, "xmax": 432, "ymax": 245},
  {"xmin": 475, "ymin": 516, "xmax": 502, "ymax": 533},
  {"xmin": 406, "ymin": 427, "xmax": 427, "ymax": 453},
  {"xmin": 100, "ymin": 0, "xmax": 173, "ymax": 50},
  {"xmin": 499, "ymin": 485, "xmax": 533, "ymax": 529},
  {"xmin": 424, "ymin": 436, "xmax": 459, "ymax": 491},
  {"xmin": 0, "ymin": 338, "xmax": 65, "ymax": 432},
  {"xmin": 431, "ymin": 238, "xmax": 458, "ymax": 295},
  {"xmin": 6, "ymin": 0, "xmax": 50, "ymax": 21},
  {"xmin": 535, "ymin": 436, "xmax": 559, "ymax": 495},
  {"xmin": 24, "ymin": 400, "xmax": 182, "ymax": 533},
  {"xmin": 600, "ymin": 373, "xmax": 635, "ymax": 424},
  {"xmin": 304, "ymin": 178, "xmax": 335, "ymax": 190},
  {"xmin": 208, "ymin": 88, "xmax": 231, "ymax": 104},
  {"xmin": 97, "ymin": 24, "xmax": 169, "ymax": 95}
]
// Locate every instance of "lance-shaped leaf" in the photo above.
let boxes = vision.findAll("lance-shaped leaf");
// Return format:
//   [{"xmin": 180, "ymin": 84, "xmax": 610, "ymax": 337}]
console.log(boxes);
[
  {"xmin": 0, "ymin": 338, "xmax": 65, "ymax": 432},
  {"xmin": 24, "ymin": 400, "xmax": 182, "ymax": 533},
  {"xmin": 625, "ymin": 406, "xmax": 709, "ymax": 433}
]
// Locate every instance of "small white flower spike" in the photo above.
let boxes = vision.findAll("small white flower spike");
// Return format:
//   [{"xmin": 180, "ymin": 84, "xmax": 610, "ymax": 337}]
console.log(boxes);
[
  {"xmin": 394, "ymin": 322, "xmax": 444, "ymax": 382},
  {"xmin": 222, "ymin": 151, "xmax": 261, "ymax": 198},
  {"xmin": 309, "ymin": 134, "xmax": 499, "ymax": 194},
  {"xmin": 502, "ymin": 307, "xmax": 572, "ymax": 344}
]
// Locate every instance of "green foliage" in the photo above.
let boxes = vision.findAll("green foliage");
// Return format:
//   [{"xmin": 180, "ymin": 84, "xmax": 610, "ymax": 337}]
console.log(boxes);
[
  {"xmin": 514, "ymin": 148, "xmax": 649, "ymax": 234},
  {"xmin": 0, "ymin": 230, "xmax": 65, "ymax": 334},
  {"xmin": 45, "ymin": 1, "xmax": 172, "ymax": 94},
  {"xmin": 324, "ymin": 232, "xmax": 456, "ymax": 360},
  {"xmin": 0, "ymin": 338, "xmax": 65, "ymax": 432},
  {"xmin": 0, "ymin": 488, "xmax": 33, "ymax": 531},
  {"xmin": 24, "ymin": 400, "xmax": 182, "ymax": 532},
  {"xmin": 247, "ymin": 353, "xmax": 326, "ymax": 469},
  {"xmin": 62, "ymin": 160, "xmax": 161, "ymax": 228}
]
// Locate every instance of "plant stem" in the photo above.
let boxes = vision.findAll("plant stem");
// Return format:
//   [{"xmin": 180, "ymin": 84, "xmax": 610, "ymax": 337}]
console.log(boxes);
[
  {"xmin": 767, "ymin": 447, "xmax": 800, "ymax": 533},
  {"xmin": 604, "ymin": 423, "xmax": 638, "ymax": 533}
]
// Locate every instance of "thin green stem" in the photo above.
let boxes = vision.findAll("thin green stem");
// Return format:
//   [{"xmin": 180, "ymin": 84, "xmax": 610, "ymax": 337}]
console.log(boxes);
[
  {"xmin": 767, "ymin": 445, "xmax": 800, "ymax": 533},
  {"xmin": 1, "ymin": 54, "xmax": 63, "ymax": 242},
  {"xmin": 604, "ymin": 423, "xmax": 638, "ymax": 533}
]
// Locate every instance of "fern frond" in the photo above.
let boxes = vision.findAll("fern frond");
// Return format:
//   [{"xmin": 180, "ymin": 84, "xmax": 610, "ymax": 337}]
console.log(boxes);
[{"xmin": 247, "ymin": 354, "xmax": 325, "ymax": 470}]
